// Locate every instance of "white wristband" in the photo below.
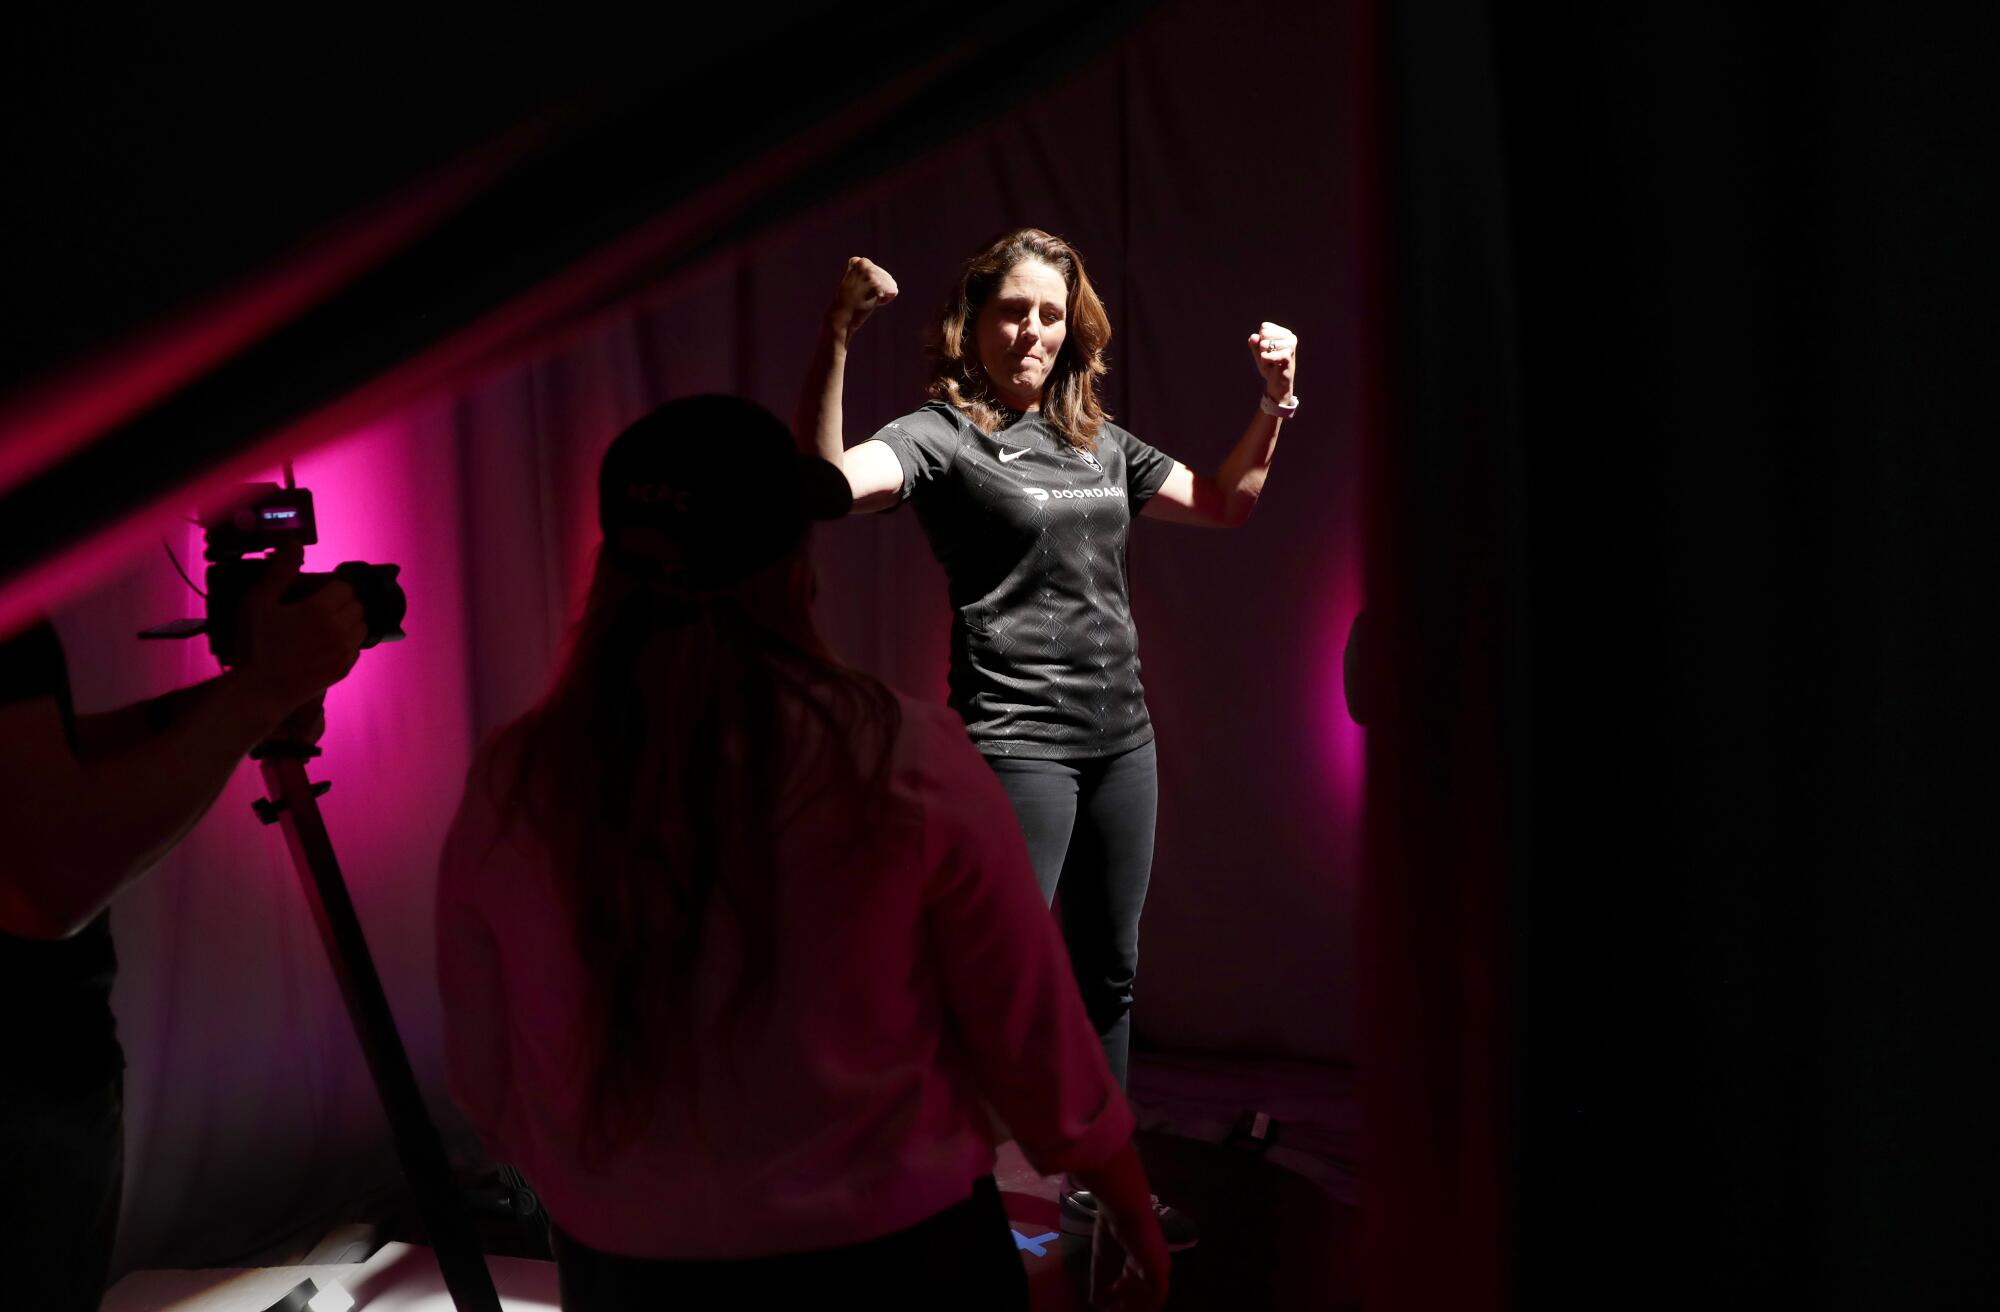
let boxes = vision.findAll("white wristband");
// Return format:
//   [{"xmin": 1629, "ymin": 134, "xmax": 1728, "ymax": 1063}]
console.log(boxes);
[{"xmin": 1259, "ymin": 392, "xmax": 1300, "ymax": 418}]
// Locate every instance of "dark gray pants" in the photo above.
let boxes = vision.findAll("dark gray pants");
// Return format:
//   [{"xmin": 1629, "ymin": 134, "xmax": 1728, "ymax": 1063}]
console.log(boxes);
[
  {"xmin": 985, "ymin": 740, "xmax": 1159, "ymax": 1089},
  {"xmin": 0, "ymin": 1076, "xmax": 124, "ymax": 1312}
]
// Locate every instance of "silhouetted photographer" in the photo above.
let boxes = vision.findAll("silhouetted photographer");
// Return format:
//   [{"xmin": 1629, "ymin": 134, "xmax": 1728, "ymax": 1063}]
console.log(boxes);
[{"xmin": 0, "ymin": 544, "xmax": 367, "ymax": 1311}]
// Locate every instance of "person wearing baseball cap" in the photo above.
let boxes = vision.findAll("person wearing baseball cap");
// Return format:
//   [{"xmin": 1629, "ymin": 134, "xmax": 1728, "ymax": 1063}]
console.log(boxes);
[
  {"xmin": 595, "ymin": 393, "xmax": 853, "ymax": 596},
  {"xmin": 438, "ymin": 394, "xmax": 1167, "ymax": 1309}
]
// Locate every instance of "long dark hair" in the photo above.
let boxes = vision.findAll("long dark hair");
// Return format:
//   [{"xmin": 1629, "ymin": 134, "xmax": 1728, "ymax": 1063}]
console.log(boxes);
[
  {"xmin": 928, "ymin": 226, "xmax": 1114, "ymax": 450},
  {"xmin": 492, "ymin": 539, "xmax": 900, "ymax": 1159}
]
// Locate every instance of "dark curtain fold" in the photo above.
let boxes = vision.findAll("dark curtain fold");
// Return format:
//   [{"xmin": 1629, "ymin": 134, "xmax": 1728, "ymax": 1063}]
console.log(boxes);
[
  {"xmin": 1361, "ymin": 2, "xmax": 1519, "ymax": 1307},
  {"xmin": 1380, "ymin": 3, "xmax": 1999, "ymax": 1308}
]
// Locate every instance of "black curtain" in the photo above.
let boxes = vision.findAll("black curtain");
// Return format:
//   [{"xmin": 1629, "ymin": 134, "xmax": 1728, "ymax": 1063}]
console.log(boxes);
[{"xmin": 1384, "ymin": 3, "xmax": 1998, "ymax": 1306}]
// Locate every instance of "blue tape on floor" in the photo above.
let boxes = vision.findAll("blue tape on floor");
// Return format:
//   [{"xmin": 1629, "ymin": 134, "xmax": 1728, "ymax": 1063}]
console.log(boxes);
[{"xmin": 1012, "ymin": 1229, "xmax": 1060, "ymax": 1257}]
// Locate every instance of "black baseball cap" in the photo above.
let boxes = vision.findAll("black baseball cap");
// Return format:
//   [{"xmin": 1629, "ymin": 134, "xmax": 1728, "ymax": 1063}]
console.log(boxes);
[{"xmin": 598, "ymin": 395, "xmax": 851, "ymax": 589}]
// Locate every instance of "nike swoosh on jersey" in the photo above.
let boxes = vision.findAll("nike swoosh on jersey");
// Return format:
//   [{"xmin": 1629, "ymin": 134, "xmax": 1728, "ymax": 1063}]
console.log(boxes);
[{"xmin": 998, "ymin": 447, "xmax": 1029, "ymax": 463}]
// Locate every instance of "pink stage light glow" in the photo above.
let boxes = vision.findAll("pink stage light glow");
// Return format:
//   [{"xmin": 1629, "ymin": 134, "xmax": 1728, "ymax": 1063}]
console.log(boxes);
[
  {"xmin": 1319, "ymin": 575, "xmax": 1368, "ymax": 819},
  {"xmin": 239, "ymin": 409, "xmax": 478, "ymax": 909}
]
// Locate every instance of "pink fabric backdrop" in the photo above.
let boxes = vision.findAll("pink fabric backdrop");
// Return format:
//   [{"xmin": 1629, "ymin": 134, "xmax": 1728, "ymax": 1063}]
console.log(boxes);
[{"xmin": 48, "ymin": 0, "xmax": 1374, "ymax": 1274}]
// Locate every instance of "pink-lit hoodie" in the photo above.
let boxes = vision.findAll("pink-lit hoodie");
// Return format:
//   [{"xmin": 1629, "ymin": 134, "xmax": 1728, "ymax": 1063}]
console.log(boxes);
[{"xmin": 435, "ymin": 694, "xmax": 1133, "ymax": 1259}]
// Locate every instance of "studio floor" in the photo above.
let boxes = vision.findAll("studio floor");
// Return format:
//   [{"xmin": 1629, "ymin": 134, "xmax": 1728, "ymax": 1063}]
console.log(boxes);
[
  {"xmin": 1014, "ymin": 1053, "xmax": 1360, "ymax": 1310},
  {"xmin": 103, "ymin": 1056, "xmax": 1357, "ymax": 1311}
]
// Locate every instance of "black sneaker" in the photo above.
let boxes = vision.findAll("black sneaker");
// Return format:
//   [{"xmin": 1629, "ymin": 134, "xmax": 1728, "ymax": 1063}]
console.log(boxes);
[{"xmin": 1058, "ymin": 1188, "xmax": 1200, "ymax": 1251}]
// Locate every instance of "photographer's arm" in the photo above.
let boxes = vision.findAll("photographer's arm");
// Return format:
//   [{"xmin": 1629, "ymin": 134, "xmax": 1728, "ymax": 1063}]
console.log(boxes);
[
  {"xmin": 72, "ymin": 681, "xmax": 219, "ymax": 759},
  {"xmin": 74, "ymin": 683, "xmax": 326, "ymax": 768},
  {"xmin": 0, "ymin": 550, "xmax": 364, "ymax": 939},
  {"xmin": 0, "ymin": 676, "xmax": 291, "ymax": 937}
]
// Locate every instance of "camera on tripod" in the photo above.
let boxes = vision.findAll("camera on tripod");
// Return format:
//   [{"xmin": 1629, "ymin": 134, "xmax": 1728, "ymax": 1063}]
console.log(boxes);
[
  {"xmin": 140, "ymin": 481, "xmax": 495, "ymax": 1307},
  {"xmin": 141, "ymin": 481, "xmax": 407, "ymax": 661}
]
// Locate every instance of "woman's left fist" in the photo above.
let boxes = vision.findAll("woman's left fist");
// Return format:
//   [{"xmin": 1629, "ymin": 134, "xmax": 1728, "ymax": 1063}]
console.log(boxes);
[{"xmin": 1248, "ymin": 322, "xmax": 1298, "ymax": 402}]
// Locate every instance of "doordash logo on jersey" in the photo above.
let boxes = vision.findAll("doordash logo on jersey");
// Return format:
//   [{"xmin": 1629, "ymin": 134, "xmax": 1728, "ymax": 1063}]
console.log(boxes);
[{"xmin": 1022, "ymin": 486, "xmax": 1124, "ymax": 502}]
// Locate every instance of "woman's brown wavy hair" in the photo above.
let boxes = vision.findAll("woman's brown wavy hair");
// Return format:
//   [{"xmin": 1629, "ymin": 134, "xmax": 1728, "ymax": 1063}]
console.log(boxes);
[
  {"xmin": 489, "ymin": 539, "xmax": 900, "ymax": 1162},
  {"xmin": 927, "ymin": 227, "xmax": 1113, "ymax": 450}
]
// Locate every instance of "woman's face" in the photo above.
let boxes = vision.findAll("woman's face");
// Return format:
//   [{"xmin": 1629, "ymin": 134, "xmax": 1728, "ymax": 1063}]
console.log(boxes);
[{"xmin": 974, "ymin": 258, "xmax": 1070, "ymax": 412}]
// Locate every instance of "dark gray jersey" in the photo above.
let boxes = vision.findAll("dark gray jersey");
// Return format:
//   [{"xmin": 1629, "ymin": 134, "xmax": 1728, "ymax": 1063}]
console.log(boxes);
[{"xmin": 872, "ymin": 402, "xmax": 1176, "ymax": 759}]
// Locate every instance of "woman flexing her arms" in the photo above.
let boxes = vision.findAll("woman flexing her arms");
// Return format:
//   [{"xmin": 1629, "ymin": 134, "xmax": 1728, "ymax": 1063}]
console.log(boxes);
[{"xmin": 797, "ymin": 228, "xmax": 1297, "ymax": 1249}]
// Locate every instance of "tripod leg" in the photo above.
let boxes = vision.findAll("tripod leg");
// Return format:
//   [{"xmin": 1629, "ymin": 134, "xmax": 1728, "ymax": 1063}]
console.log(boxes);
[{"xmin": 259, "ymin": 756, "xmax": 502, "ymax": 1312}]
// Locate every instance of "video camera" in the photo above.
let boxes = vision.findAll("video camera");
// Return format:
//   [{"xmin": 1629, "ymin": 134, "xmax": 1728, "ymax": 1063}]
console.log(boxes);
[{"xmin": 142, "ymin": 481, "xmax": 406, "ymax": 662}]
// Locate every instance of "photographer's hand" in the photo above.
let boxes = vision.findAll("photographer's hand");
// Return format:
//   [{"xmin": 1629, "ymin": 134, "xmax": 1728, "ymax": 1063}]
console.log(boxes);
[
  {"xmin": 272, "ymin": 695, "xmax": 328, "ymax": 748},
  {"xmin": 230, "ymin": 546, "xmax": 366, "ymax": 722}
]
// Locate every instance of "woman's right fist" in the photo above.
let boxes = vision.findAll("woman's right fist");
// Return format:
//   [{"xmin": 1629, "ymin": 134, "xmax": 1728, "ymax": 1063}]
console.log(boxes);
[{"xmin": 832, "ymin": 256, "xmax": 897, "ymax": 333}]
